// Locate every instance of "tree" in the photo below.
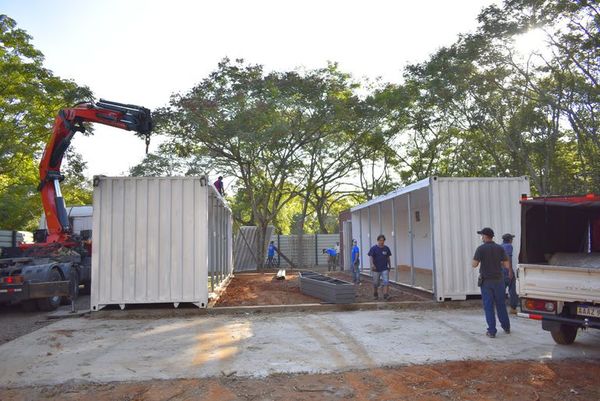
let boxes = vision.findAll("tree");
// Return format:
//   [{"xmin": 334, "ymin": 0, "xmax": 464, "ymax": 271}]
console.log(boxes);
[
  {"xmin": 0, "ymin": 15, "xmax": 93, "ymax": 230},
  {"xmin": 150, "ymin": 59, "xmax": 359, "ymax": 266}
]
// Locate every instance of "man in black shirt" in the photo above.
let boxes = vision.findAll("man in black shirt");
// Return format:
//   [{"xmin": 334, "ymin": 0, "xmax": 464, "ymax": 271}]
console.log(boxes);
[{"xmin": 472, "ymin": 227, "xmax": 511, "ymax": 338}]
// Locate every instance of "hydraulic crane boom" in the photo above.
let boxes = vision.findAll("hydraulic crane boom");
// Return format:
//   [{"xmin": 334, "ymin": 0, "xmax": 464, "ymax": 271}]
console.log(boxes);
[{"xmin": 37, "ymin": 99, "xmax": 153, "ymax": 244}]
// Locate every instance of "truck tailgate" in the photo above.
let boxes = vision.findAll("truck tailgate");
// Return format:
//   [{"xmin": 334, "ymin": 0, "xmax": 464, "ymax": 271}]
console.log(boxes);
[{"xmin": 518, "ymin": 263, "xmax": 600, "ymax": 303}]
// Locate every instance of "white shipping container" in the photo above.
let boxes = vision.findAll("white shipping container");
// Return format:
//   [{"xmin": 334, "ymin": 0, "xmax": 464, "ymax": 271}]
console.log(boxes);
[
  {"xmin": 91, "ymin": 176, "xmax": 232, "ymax": 311},
  {"xmin": 350, "ymin": 176, "xmax": 530, "ymax": 301}
]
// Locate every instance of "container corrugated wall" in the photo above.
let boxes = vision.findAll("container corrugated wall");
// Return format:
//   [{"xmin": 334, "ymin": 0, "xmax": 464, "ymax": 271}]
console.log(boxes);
[
  {"xmin": 430, "ymin": 177, "xmax": 530, "ymax": 301},
  {"xmin": 91, "ymin": 176, "xmax": 232, "ymax": 311}
]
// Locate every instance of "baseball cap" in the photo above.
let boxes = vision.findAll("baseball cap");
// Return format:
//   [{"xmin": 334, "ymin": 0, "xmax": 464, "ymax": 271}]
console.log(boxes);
[
  {"xmin": 477, "ymin": 227, "xmax": 494, "ymax": 237},
  {"xmin": 502, "ymin": 233, "xmax": 515, "ymax": 241}
]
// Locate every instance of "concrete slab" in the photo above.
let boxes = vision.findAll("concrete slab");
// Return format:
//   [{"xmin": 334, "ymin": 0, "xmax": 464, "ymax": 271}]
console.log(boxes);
[{"xmin": 0, "ymin": 309, "xmax": 599, "ymax": 387}]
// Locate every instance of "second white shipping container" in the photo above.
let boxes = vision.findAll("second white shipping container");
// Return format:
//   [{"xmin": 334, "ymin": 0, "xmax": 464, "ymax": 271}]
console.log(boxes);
[{"xmin": 350, "ymin": 176, "xmax": 531, "ymax": 301}]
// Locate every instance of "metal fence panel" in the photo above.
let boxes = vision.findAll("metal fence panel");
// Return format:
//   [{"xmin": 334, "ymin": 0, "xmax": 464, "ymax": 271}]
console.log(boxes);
[{"xmin": 233, "ymin": 226, "xmax": 275, "ymax": 271}]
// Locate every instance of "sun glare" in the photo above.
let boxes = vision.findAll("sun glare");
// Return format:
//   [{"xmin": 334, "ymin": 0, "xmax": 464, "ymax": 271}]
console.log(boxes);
[{"xmin": 513, "ymin": 28, "xmax": 548, "ymax": 56}]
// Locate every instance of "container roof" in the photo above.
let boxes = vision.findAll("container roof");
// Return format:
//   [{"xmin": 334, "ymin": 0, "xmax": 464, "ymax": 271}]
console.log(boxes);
[
  {"xmin": 350, "ymin": 176, "xmax": 529, "ymax": 212},
  {"xmin": 350, "ymin": 178, "xmax": 430, "ymax": 212}
]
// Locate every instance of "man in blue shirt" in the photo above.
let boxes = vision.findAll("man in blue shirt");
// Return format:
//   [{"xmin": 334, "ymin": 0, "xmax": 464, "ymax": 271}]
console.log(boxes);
[
  {"xmin": 351, "ymin": 239, "xmax": 360, "ymax": 284},
  {"xmin": 325, "ymin": 247, "xmax": 337, "ymax": 271},
  {"xmin": 267, "ymin": 241, "xmax": 276, "ymax": 268},
  {"xmin": 501, "ymin": 233, "xmax": 518, "ymax": 314},
  {"xmin": 368, "ymin": 234, "xmax": 392, "ymax": 300}
]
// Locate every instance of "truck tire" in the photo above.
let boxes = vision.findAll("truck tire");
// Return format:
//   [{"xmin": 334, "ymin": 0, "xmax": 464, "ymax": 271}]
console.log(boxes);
[
  {"xmin": 36, "ymin": 268, "xmax": 62, "ymax": 312},
  {"xmin": 550, "ymin": 324, "xmax": 578, "ymax": 345}
]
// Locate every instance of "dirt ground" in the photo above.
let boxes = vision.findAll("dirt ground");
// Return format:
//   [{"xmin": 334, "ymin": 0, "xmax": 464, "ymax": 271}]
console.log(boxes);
[
  {"xmin": 215, "ymin": 271, "xmax": 427, "ymax": 306},
  {"xmin": 1, "ymin": 359, "xmax": 598, "ymax": 401},
  {"xmin": 215, "ymin": 272, "xmax": 319, "ymax": 306}
]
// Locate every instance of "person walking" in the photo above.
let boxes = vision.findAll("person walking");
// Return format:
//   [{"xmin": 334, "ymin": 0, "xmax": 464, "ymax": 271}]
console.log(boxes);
[
  {"xmin": 502, "ymin": 233, "xmax": 519, "ymax": 314},
  {"xmin": 368, "ymin": 234, "xmax": 392, "ymax": 300},
  {"xmin": 267, "ymin": 241, "xmax": 276, "ymax": 268},
  {"xmin": 472, "ymin": 227, "xmax": 511, "ymax": 338},
  {"xmin": 351, "ymin": 239, "xmax": 361, "ymax": 285}
]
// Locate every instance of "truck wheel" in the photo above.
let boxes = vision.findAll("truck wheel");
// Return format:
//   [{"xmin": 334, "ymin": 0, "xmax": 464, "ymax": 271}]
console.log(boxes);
[
  {"xmin": 36, "ymin": 268, "xmax": 62, "ymax": 312},
  {"xmin": 551, "ymin": 324, "xmax": 578, "ymax": 345}
]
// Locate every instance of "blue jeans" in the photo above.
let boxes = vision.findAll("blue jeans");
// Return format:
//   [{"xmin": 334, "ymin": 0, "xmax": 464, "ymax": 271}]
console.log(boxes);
[
  {"xmin": 372, "ymin": 270, "xmax": 389, "ymax": 288},
  {"xmin": 352, "ymin": 261, "xmax": 360, "ymax": 283},
  {"xmin": 503, "ymin": 269, "xmax": 519, "ymax": 309},
  {"xmin": 481, "ymin": 279, "xmax": 511, "ymax": 335}
]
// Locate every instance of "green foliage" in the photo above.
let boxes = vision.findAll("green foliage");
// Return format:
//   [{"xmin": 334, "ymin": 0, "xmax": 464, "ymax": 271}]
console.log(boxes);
[
  {"xmin": 380, "ymin": 0, "xmax": 599, "ymax": 194},
  {"xmin": 130, "ymin": 0, "xmax": 599, "ymax": 242},
  {"xmin": 0, "ymin": 15, "xmax": 93, "ymax": 230}
]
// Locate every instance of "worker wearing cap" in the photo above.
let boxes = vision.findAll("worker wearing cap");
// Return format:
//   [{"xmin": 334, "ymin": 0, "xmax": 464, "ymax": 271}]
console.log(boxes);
[
  {"xmin": 472, "ymin": 227, "xmax": 511, "ymax": 338},
  {"xmin": 502, "ymin": 233, "xmax": 519, "ymax": 314}
]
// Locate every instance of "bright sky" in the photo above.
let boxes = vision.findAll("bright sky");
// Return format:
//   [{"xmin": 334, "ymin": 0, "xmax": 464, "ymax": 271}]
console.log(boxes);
[{"xmin": 2, "ymin": 0, "xmax": 500, "ymax": 179}]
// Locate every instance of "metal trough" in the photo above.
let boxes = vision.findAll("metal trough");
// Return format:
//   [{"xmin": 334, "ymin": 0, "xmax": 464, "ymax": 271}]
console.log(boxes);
[{"xmin": 299, "ymin": 271, "xmax": 355, "ymax": 303}]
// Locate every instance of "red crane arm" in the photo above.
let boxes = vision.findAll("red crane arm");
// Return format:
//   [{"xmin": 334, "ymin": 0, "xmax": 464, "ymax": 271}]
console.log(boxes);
[{"xmin": 38, "ymin": 99, "xmax": 152, "ymax": 244}]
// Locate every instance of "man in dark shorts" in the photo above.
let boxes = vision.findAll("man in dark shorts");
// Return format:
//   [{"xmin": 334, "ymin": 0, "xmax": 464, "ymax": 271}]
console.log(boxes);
[
  {"xmin": 368, "ymin": 234, "xmax": 392, "ymax": 300},
  {"xmin": 472, "ymin": 227, "xmax": 511, "ymax": 338}
]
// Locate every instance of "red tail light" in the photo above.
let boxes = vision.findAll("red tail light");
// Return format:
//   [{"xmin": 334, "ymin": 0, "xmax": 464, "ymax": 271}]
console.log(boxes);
[
  {"xmin": 524, "ymin": 298, "xmax": 556, "ymax": 312},
  {"xmin": 1, "ymin": 276, "xmax": 24, "ymax": 284}
]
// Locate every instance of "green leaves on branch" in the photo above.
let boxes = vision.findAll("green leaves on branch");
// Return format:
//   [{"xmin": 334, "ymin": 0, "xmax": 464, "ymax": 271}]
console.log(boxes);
[{"xmin": 0, "ymin": 15, "xmax": 93, "ymax": 230}]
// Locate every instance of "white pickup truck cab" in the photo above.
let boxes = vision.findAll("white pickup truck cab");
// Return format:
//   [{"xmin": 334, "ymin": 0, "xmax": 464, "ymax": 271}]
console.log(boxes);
[{"xmin": 517, "ymin": 195, "xmax": 600, "ymax": 345}]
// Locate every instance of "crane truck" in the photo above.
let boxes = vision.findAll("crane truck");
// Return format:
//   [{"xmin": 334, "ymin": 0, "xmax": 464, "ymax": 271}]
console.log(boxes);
[{"xmin": 0, "ymin": 100, "xmax": 152, "ymax": 311}]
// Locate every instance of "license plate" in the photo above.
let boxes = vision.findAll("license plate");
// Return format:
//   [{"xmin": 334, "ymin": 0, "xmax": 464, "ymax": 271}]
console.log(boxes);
[{"xmin": 577, "ymin": 305, "xmax": 600, "ymax": 318}]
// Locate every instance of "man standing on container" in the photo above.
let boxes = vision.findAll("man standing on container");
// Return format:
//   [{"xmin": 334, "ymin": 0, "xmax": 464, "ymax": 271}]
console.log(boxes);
[
  {"xmin": 502, "ymin": 233, "xmax": 519, "ymax": 314},
  {"xmin": 351, "ymin": 239, "xmax": 361, "ymax": 285},
  {"xmin": 472, "ymin": 227, "xmax": 511, "ymax": 338},
  {"xmin": 368, "ymin": 234, "xmax": 392, "ymax": 300},
  {"xmin": 214, "ymin": 176, "xmax": 224, "ymax": 196}
]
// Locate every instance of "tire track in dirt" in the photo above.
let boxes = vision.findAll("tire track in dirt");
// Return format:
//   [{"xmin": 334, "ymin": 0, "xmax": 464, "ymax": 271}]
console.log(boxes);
[
  {"xmin": 295, "ymin": 320, "xmax": 348, "ymax": 369},
  {"xmin": 318, "ymin": 316, "xmax": 376, "ymax": 369}
]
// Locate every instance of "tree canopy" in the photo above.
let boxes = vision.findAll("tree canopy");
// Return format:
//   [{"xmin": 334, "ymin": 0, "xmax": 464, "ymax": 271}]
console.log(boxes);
[
  {"xmin": 0, "ymin": 15, "xmax": 93, "ymax": 230},
  {"xmin": 129, "ymin": 0, "xmax": 598, "ymax": 267}
]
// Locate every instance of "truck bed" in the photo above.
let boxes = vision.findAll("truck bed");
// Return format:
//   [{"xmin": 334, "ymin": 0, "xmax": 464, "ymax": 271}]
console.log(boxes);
[{"xmin": 518, "ymin": 263, "xmax": 600, "ymax": 303}]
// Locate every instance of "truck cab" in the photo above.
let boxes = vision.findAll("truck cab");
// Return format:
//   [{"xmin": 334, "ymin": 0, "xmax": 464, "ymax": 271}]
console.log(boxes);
[{"xmin": 517, "ymin": 194, "xmax": 600, "ymax": 344}]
